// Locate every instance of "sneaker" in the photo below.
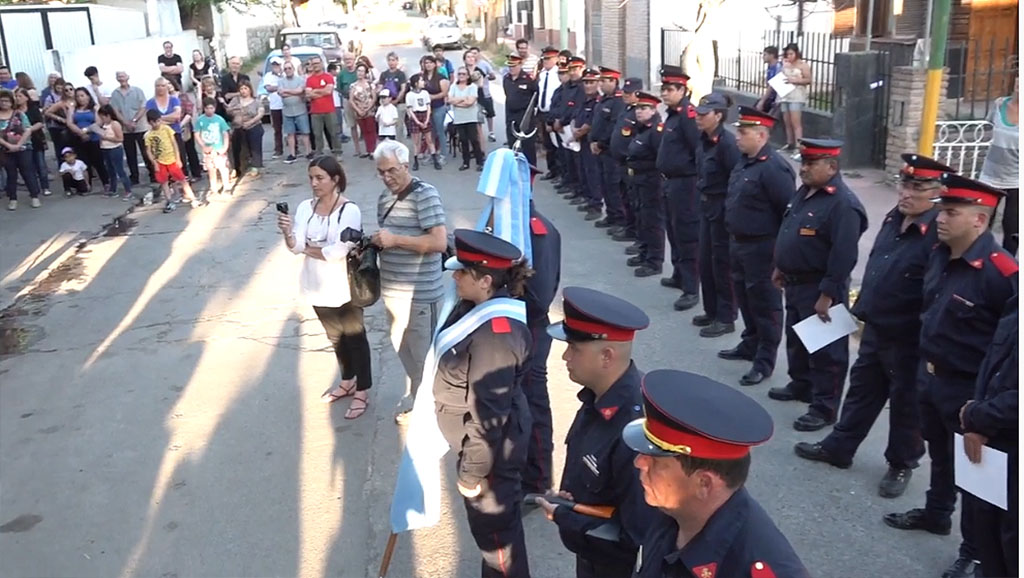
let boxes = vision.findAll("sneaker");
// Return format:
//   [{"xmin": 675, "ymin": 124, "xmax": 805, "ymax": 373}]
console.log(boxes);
[
  {"xmin": 284, "ymin": 155, "xmax": 297, "ymax": 164},
  {"xmin": 142, "ymin": 191, "xmax": 154, "ymax": 206},
  {"xmin": 791, "ymin": 151, "xmax": 802, "ymax": 161},
  {"xmin": 305, "ymin": 152, "xmax": 316, "ymax": 160},
  {"xmin": 42, "ymin": 189, "xmax": 52, "ymax": 197},
  {"xmin": 6, "ymin": 200, "xmax": 16, "ymax": 211},
  {"xmin": 65, "ymin": 190, "xmax": 73, "ymax": 198},
  {"xmin": 30, "ymin": 198, "xmax": 41, "ymax": 208},
  {"xmin": 247, "ymin": 168, "xmax": 260, "ymax": 177},
  {"xmin": 163, "ymin": 200, "xmax": 177, "ymax": 213},
  {"xmin": 121, "ymin": 192, "xmax": 134, "ymax": 202},
  {"xmin": 488, "ymin": 133, "xmax": 496, "ymax": 142},
  {"xmin": 271, "ymin": 153, "xmax": 282, "ymax": 160}
]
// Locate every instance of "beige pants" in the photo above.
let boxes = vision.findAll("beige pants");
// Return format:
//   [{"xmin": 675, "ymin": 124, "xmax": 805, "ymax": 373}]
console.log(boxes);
[{"xmin": 383, "ymin": 294, "xmax": 440, "ymax": 401}]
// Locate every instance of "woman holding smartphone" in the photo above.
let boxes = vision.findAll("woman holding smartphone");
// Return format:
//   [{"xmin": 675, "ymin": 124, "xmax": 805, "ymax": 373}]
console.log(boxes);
[{"xmin": 276, "ymin": 156, "xmax": 372, "ymax": 419}]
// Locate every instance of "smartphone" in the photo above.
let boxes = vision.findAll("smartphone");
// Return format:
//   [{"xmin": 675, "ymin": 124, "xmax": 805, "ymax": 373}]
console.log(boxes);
[{"xmin": 275, "ymin": 201, "xmax": 289, "ymax": 214}]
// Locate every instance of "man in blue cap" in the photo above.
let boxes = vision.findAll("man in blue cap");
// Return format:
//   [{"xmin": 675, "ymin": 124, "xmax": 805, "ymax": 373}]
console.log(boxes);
[
  {"xmin": 533, "ymin": 287, "xmax": 657, "ymax": 578},
  {"xmin": 624, "ymin": 369, "xmax": 809, "ymax": 577},
  {"xmin": 769, "ymin": 138, "xmax": 868, "ymax": 432},
  {"xmin": 795, "ymin": 153, "xmax": 950, "ymax": 499},
  {"xmin": 608, "ymin": 78, "xmax": 645, "ymax": 246}
]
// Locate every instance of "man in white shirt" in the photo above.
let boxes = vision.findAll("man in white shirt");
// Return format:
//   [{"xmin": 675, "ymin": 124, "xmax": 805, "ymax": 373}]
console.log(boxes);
[
  {"xmin": 535, "ymin": 47, "xmax": 561, "ymax": 179},
  {"xmin": 264, "ymin": 58, "xmax": 285, "ymax": 158},
  {"xmin": 83, "ymin": 65, "xmax": 111, "ymax": 106},
  {"xmin": 515, "ymin": 38, "xmax": 539, "ymax": 77}
]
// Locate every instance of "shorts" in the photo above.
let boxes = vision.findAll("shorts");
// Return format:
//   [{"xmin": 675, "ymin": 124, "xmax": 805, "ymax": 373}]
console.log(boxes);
[
  {"xmin": 203, "ymin": 150, "xmax": 228, "ymax": 170},
  {"xmin": 478, "ymin": 95, "xmax": 495, "ymax": 119},
  {"xmin": 154, "ymin": 162, "xmax": 186, "ymax": 184},
  {"xmin": 283, "ymin": 113, "xmax": 311, "ymax": 136},
  {"xmin": 779, "ymin": 102, "xmax": 803, "ymax": 112}
]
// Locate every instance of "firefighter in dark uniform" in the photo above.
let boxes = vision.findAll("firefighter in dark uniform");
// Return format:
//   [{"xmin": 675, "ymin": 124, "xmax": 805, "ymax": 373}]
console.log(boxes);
[
  {"xmin": 435, "ymin": 229, "xmax": 535, "ymax": 578},
  {"xmin": 655, "ymin": 65, "xmax": 701, "ymax": 307},
  {"xmin": 589, "ymin": 67, "xmax": 628, "ymax": 232},
  {"xmin": 533, "ymin": 287, "xmax": 657, "ymax": 578},
  {"xmin": 608, "ymin": 78, "xmax": 643, "ymax": 245},
  {"xmin": 795, "ymin": 154, "xmax": 950, "ymax": 499},
  {"xmin": 884, "ymin": 175, "xmax": 1017, "ymax": 578},
  {"xmin": 624, "ymin": 92, "xmax": 664, "ymax": 276},
  {"xmin": 961, "ymin": 292, "xmax": 1018, "ymax": 578},
  {"xmin": 769, "ymin": 139, "xmax": 868, "ymax": 432},
  {"xmin": 537, "ymin": 47, "xmax": 562, "ymax": 181},
  {"xmin": 624, "ymin": 369, "xmax": 810, "ymax": 578},
  {"xmin": 571, "ymin": 68, "xmax": 604, "ymax": 221},
  {"xmin": 548, "ymin": 62, "xmax": 571, "ymax": 189},
  {"xmin": 718, "ymin": 106, "xmax": 794, "ymax": 386},
  {"xmin": 503, "ymin": 53, "xmax": 538, "ymax": 170},
  {"xmin": 554, "ymin": 56, "xmax": 586, "ymax": 202},
  {"xmin": 692, "ymin": 92, "xmax": 741, "ymax": 339},
  {"xmin": 520, "ymin": 199, "xmax": 562, "ymax": 495}
]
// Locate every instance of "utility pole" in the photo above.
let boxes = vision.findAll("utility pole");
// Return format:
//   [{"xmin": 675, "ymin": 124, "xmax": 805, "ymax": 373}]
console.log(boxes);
[
  {"xmin": 560, "ymin": 0, "xmax": 568, "ymax": 50},
  {"xmin": 917, "ymin": 0, "xmax": 950, "ymax": 154}
]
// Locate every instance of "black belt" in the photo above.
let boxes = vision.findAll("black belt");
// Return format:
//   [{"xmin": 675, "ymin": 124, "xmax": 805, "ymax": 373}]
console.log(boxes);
[
  {"xmin": 700, "ymin": 193, "xmax": 726, "ymax": 202},
  {"xmin": 731, "ymin": 234, "xmax": 775, "ymax": 243},
  {"xmin": 924, "ymin": 362, "xmax": 975, "ymax": 381},
  {"xmin": 781, "ymin": 272, "xmax": 824, "ymax": 285}
]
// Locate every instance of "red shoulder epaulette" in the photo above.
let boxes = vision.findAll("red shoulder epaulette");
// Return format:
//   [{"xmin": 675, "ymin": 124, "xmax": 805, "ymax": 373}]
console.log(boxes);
[
  {"xmin": 687, "ymin": 104, "xmax": 696, "ymax": 119},
  {"xmin": 491, "ymin": 317, "xmax": 511, "ymax": 334},
  {"xmin": 599, "ymin": 406, "xmax": 619, "ymax": 421},
  {"xmin": 750, "ymin": 561, "xmax": 776, "ymax": 578},
  {"xmin": 656, "ymin": 122, "xmax": 664, "ymax": 132},
  {"xmin": 692, "ymin": 563, "xmax": 717, "ymax": 578},
  {"xmin": 824, "ymin": 185, "xmax": 836, "ymax": 194},
  {"xmin": 989, "ymin": 251, "xmax": 1018, "ymax": 277},
  {"xmin": 530, "ymin": 217, "xmax": 548, "ymax": 235}
]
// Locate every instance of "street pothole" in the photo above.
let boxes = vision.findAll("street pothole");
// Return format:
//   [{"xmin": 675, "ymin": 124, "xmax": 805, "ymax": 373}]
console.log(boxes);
[
  {"xmin": 102, "ymin": 216, "xmax": 138, "ymax": 237},
  {"xmin": 0, "ymin": 255, "xmax": 84, "ymax": 356}
]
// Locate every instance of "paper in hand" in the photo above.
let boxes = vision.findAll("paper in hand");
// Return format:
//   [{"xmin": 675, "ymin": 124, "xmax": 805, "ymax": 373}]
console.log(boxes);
[
  {"xmin": 954, "ymin": 433, "xmax": 1009, "ymax": 510},
  {"xmin": 768, "ymin": 72, "xmax": 796, "ymax": 99},
  {"xmin": 792, "ymin": 304, "xmax": 858, "ymax": 353}
]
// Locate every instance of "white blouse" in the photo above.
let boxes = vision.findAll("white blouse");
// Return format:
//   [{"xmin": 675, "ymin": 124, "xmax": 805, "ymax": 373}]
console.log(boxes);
[{"xmin": 289, "ymin": 196, "xmax": 362, "ymax": 308}]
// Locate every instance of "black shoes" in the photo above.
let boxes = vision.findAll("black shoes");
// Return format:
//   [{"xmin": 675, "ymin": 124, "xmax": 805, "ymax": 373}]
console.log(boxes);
[
  {"xmin": 739, "ymin": 368, "xmax": 766, "ymax": 385},
  {"xmin": 412, "ymin": 157, "xmax": 419, "ymax": 171},
  {"xmin": 691, "ymin": 314, "xmax": 713, "ymax": 327},
  {"xmin": 612, "ymin": 231, "xmax": 636, "ymax": 243},
  {"xmin": 594, "ymin": 218, "xmax": 614, "ymax": 228},
  {"xmin": 635, "ymin": 266, "xmax": 661, "ymax": 278},
  {"xmin": 570, "ymin": 196, "xmax": 588, "ymax": 206},
  {"xmin": 432, "ymin": 154, "xmax": 442, "ymax": 170},
  {"xmin": 793, "ymin": 442, "xmax": 852, "ymax": 468},
  {"xmin": 459, "ymin": 163, "xmax": 470, "ymax": 171},
  {"xmin": 882, "ymin": 508, "xmax": 952, "ymax": 536},
  {"xmin": 768, "ymin": 383, "xmax": 813, "ymax": 403},
  {"xmin": 624, "ymin": 244, "xmax": 641, "ymax": 255},
  {"xmin": 941, "ymin": 557, "xmax": 979, "ymax": 578},
  {"xmin": 540, "ymin": 171, "xmax": 557, "ymax": 181},
  {"xmin": 660, "ymin": 277, "xmax": 681, "ymax": 289},
  {"xmin": 699, "ymin": 321, "xmax": 735, "ymax": 338},
  {"xmin": 673, "ymin": 293, "xmax": 699, "ymax": 311},
  {"xmin": 878, "ymin": 467, "xmax": 913, "ymax": 498},
  {"xmin": 718, "ymin": 346, "xmax": 755, "ymax": 361},
  {"xmin": 626, "ymin": 256, "xmax": 644, "ymax": 267},
  {"xmin": 794, "ymin": 412, "xmax": 834, "ymax": 432},
  {"xmin": 584, "ymin": 208, "xmax": 602, "ymax": 221}
]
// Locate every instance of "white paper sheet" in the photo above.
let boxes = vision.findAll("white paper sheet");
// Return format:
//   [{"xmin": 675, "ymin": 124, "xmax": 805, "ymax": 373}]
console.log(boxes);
[
  {"xmin": 792, "ymin": 304, "xmax": 858, "ymax": 354},
  {"xmin": 561, "ymin": 125, "xmax": 580, "ymax": 152},
  {"xmin": 954, "ymin": 433, "xmax": 1009, "ymax": 510},
  {"xmin": 768, "ymin": 72, "xmax": 796, "ymax": 99}
]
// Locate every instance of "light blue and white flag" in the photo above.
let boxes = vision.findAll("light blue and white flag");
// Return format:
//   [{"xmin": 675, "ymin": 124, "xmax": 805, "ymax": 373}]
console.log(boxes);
[{"xmin": 474, "ymin": 148, "xmax": 534, "ymax": 265}]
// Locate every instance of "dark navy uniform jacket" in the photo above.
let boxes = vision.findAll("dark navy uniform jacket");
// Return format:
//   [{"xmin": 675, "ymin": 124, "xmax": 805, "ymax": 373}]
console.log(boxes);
[
  {"xmin": 523, "ymin": 207, "xmax": 561, "ymax": 328},
  {"xmin": 775, "ymin": 172, "xmax": 868, "ymax": 300},
  {"xmin": 625, "ymin": 114, "xmax": 663, "ymax": 173},
  {"xmin": 725, "ymin": 144, "xmax": 795, "ymax": 238},
  {"xmin": 554, "ymin": 363, "xmax": 655, "ymax": 566},
  {"xmin": 963, "ymin": 292, "xmax": 1018, "ymax": 453},
  {"xmin": 559, "ymin": 80, "xmax": 583, "ymax": 126},
  {"xmin": 655, "ymin": 99, "xmax": 700, "ymax": 177},
  {"xmin": 434, "ymin": 296, "xmax": 533, "ymax": 488},
  {"xmin": 610, "ymin": 105, "xmax": 638, "ymax": 163},
  {"xmin": 574, "ymin": 92, "xmax": 600, "ymax": 143},
  {"xmin": 632, "ymin": 488, "xmax": 810, "ymax": 578},
  {"xmin": 919, "ymin": 232, "xmax": 1017, "ymax": 411},
  {"xmin": 503, "ymin": 69, "xmax": 538, "ymax": 116},
  {"xmin": 696, "ymin": 125, "xmax": 741, "ymax": 196},
  {"xmin": 851, "ymin": 206, "xmax": 939, "ymax": 342},
  {"xmin": 548, "ymin": 85, "xmax": 567, "ymax": 126},
  {"xmin": 590, "ymin": 91, "xmax": 626, "ymax": 152}
]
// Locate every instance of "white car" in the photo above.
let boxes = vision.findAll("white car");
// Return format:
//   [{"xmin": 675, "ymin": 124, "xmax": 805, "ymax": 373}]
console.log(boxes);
[
  {"xmin": 319, "ymin": 19, "xmax": 364, "ymax": 56},
  {"xmin": 422, "ymin": 17, "xmax": 463, "ymax": 50}
]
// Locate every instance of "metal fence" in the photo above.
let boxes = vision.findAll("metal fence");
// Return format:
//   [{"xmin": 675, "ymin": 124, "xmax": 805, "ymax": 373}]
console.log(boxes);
[
  {"xmin": 714, "ymin": 30, "xmax": 851, "ymax": 113},
  {"xmin": 944, "ymin": 37, "xmax": 1019, "ymax": 120},
  {"xmin": 932, "ymin": 120, "xmax": 993, "ymax": 180}
]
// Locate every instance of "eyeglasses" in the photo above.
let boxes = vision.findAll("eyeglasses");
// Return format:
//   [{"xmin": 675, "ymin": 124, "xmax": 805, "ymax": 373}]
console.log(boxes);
[{"xmin": 377, "ymin": 166, "xmax": 404, "ymax": 178}]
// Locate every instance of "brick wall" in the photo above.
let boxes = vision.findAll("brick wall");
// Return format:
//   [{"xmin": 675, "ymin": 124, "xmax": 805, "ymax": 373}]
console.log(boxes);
[
  {"xmin": 624, "ymin": 0, "xmax": 650, "ymax": 87},
  {"xmin": 884, "ymin": 66, "xmax": 949, "ymax": 174},
  {"xmin": 585, "ymin": 0, "xmax": 625, "ymax": 71}
]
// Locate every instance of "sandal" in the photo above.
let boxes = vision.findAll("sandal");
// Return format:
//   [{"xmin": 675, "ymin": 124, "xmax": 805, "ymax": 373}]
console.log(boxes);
[
  {"xmin": 320, "ymin": 380, "xmax": 356, "ymax": 404},
  {"xmin": 345, "ymin": 395, "xmax": 369, "ymax": 420}
]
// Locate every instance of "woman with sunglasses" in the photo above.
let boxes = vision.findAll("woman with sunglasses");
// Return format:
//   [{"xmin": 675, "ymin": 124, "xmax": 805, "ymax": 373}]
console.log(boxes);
[
  {"xmin": 447, "ymin": 66, "xmax": 485, "ymax": 171},
  {"xmin": 43, "ymin": 79, "xmax": 73, "ymax": 165},
  {"xmin": 276, "ymin": 155, "xmax": 372, "ymax": 420}
]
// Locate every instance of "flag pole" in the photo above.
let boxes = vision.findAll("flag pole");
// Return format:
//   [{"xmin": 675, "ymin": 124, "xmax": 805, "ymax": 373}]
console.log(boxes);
[{"xmin": 377, "ymin": 532, "xmax": 398, "ymax": 578}]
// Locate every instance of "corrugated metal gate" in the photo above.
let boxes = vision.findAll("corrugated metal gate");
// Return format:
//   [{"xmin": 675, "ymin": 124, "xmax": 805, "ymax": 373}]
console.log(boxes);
[{"xmin": 0, "ymin": 7, "xmax": 94, "ymax": 85}]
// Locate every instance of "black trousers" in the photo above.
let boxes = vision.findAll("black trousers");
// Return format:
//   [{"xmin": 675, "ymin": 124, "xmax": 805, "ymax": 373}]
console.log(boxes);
[
  {"xmin": 521, "ymin": 318, "xmax": 554, "ymax": 494},
  {"xmin": 821, "ymin": 325, "xmax": 925, "ymax": 468},
  {"xmin": 698, "ymin": 194, "xmax": 736, "ymax": 323},
  {"xmin": 633, "ymin": 171, "xmax": 665, "ymax": 269},
  {"xmin": 967, "ymin": 477, "xmax": 1018, "ymax": 578},
  {"xmin": 311, "ymin": 303, "xmax": 372, "ymax": 391},
  {"xmin": 730, "ymin": 238, "xmax": 783, "ymax": 375},
  {"xmin": 48, "ymin": 127, "xmax": 67, "ymax": 165},
  {"xmin": 271, "ymin": 109, "xmax": 284, "ymax": 157},
  {"xmin": 538, "ymin": 114, "xmax": 559, "ymax": 175},
  {"xmin": 919, "ymin": 373, "xmax": 975, "ymax": 559},
  {"xmin": 783, "ymin": 282, "xmax": 850, "ymax": 420},
  {"xmin": 663, "ymin": 176, "xmax": 700, "ymax": 294},
  {"xmin": 74, "ymin": 139, "xmax": 108, "ymax": 185},
  {"xmin": 456, "ymin": 123, "xmax": 484, "ymax": 166},
  {"xmin": 123, "ymin": 132, "xmax": 153, "ymax": 184},
  {"xmin": 505, "ymin": 111, "xmax": 537, "ymax": 169},
  {"xmin": 598, "ymin": 152, "xmax": 626, "ymax": 225},
  {"xmin": 576, "ymin": 555, "xmax": 633, "ymax": 578},
  {"xmin": 618, "ymin": 164, "xmax": 638, "ymax": 238},
  {"xmin": 579, "ymin": 140, "xmax": 602, "ymax": 209},
  {"xmin": 1001, "ymin": 187, "xmax": 1018, "ymax": 255}
]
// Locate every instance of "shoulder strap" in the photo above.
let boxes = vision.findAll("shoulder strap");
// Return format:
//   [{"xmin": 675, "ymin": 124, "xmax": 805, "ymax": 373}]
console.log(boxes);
[{"xmin": 336, "ymin": 200, "xmax": 352, "ymax": 224}]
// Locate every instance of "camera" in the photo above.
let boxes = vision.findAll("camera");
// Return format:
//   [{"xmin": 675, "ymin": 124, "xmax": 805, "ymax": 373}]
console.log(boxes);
[{"xmin": 275, "ymin": 201, "xmax": 289, "ymax": 214}]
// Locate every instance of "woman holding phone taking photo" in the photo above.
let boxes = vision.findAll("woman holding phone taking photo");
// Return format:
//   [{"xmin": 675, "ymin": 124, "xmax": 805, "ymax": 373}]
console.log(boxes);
[{"xmin": 277, "ymin": 156, "xmax": 372, "ymax": 419}]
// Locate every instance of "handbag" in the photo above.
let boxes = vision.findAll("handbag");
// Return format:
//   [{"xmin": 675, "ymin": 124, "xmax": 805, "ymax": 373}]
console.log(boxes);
[{"xmin": 339, "ymin": 198, "xmax": 399, "ymax": 308}]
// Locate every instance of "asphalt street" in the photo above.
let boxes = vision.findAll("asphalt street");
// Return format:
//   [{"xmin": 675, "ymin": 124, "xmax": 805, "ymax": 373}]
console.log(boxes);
[{"xmin": 0, "ymin": 36, "xmax": 961, "ymax": 578}]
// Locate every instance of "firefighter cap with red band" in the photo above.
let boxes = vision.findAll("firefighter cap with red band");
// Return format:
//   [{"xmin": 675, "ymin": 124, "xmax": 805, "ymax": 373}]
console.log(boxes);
[
  {"xmin": 935, "ymin": 173, "xmax": 1006, "ymax": 208},
  {"xmin": 547, "ymin": 287, "xmax": 650, "ymax": 343},
  {"xmin": 900, "ymin": 153, "xmax": 954, "ymax": 182},
  {"xmin": 444, "ymin": 229, "xmax": 523, "ymax": 271}
]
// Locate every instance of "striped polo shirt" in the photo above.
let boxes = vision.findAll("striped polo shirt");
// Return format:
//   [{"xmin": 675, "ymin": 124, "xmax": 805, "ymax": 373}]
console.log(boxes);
[{"xmin": 377, "ymin": 178, "xmax": 447, "ymax": 302}]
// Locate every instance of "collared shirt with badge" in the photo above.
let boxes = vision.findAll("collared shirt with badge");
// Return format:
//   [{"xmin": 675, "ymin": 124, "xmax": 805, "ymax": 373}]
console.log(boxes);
[
  {"xmin": 962, "ymin": 292, "xmax": 1018, "ymax": 452},
  {"xmin": 626, "ymin": 114, "xmax": 663, "ymax": 173},
  {"xmin": 774, "ymin": 172, "xmax": 868, "ymax": 300},
  {"xmin": 559, "ymin": 79, "xmax": 583, "ymax": 126},
  {"xmin": 574, "ymin": 92, "xmax": 600, "ymax": 142},
  {"xmin": 555, "ymin": 362, "xmax": 655, "ymax": 567},
  {"xmin": 610, "ymin": 104, "xmax": 638, "ymax": 162},
  {"xmin": 697, "ymin": 125, "xmax": 741, "ymax": 196},
  {"xmin": 725, "ymin": 143, "xmax": 795, "ymax": 238},
  {"xmin": 632, "ymin": 488, "xmax": 810, "ymax": 578},
  {"xmin": 656, "ymin": 98, "xmax": 700, "ymax": 177},
  {"xmin": 503, "ymin": 69, "xmax": 538, "ymax": 115},
  {"xmin": 590, "ymin": 91, "xmax": 625, "ymax": 150},
  {"xmin": 850, "ymin": 205, "xmax": 939, "ymax": 339}
]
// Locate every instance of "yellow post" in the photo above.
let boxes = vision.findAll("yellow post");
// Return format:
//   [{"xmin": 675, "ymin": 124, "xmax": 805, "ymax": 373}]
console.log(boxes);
[{"xmin": 917, "ymin": 0, "xmax": 951, "ymax": 155}]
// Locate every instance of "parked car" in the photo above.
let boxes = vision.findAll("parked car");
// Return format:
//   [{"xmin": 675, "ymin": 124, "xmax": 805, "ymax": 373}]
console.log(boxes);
[
  {"xmin": 275, "ymin": 27, "xmax": 344, "ymax": 64},
  {"xmin": 318, "ymin": 18, "xmax": 364, "ymax": 56},
  {"xmin": 422, "ymin": 16, "xmax": 463, "ymax": 50},
  {"xmin": 255, "ymin": 46, "xmax": 327, "ymax": 121}
]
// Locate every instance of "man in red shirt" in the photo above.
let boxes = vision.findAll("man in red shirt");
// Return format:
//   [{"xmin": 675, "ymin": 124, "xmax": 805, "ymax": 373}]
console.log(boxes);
[{"xmin": 305, "ymin": 56, "xmax": 341, "ymax": 154}]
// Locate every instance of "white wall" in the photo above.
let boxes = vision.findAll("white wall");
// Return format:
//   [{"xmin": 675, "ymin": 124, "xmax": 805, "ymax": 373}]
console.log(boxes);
[
  {"xmin": 51, "ymin": 30, "xmax": 202, "ymax": 98},
  {"xmin": 85, "ymin": 5, "xmax": 149, "ymax": 44}
]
